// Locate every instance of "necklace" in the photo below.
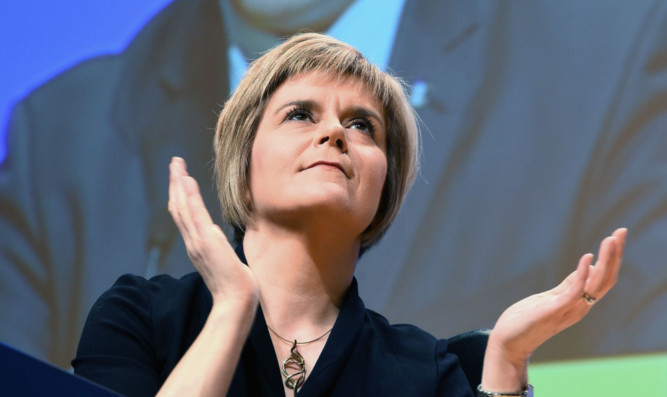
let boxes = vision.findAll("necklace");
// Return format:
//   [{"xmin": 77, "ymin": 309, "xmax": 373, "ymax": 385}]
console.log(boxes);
[{"xmin": 267, "ymin": 325, "xmax": 333, "ymax": 396}]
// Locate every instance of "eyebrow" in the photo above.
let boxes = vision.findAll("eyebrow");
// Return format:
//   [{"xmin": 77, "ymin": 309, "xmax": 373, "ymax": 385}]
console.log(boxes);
[
  {"xmin": 275, "ymin": 100, "xmax": 385, "ymax": 129},
  {"xmin": 347, "ymin": 106, "xmax": 385, "ymax": 129},
  {"xmin": 275, "ymin": 100, "xmax": 318, "ymax": 115}
]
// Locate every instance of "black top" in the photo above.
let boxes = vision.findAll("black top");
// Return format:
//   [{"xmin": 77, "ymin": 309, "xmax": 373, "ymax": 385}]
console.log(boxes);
[{"xmin": 73, "ymin": 251, "xmax": 474, "ymax": 396}]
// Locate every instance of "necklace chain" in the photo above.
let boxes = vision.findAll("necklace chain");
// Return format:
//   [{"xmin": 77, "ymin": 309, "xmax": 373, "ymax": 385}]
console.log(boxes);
[{"xmin": 266, "ymin": 324, "xmax": 333, "ymax": 345}]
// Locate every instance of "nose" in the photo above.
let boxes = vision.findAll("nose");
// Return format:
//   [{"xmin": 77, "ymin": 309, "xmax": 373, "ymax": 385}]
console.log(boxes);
[{"xmin": 317, "ymin": 121, "xmax": 348, "ymax": 153}]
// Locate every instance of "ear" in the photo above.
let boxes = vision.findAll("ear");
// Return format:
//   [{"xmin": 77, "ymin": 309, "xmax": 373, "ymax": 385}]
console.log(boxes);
[{"xmin": 243, "ymin": 182, "xmax": 253, "ymax": 206}]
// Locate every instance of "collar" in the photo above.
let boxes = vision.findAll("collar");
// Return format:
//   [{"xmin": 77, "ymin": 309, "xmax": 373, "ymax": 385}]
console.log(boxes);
[
  {"xmin": 222, "ymin": 0, "xmax": 407, "ymax": 92},
  {"xmin": 328, "ymin": 0, "xmax": 406, "ymax": 70},
  {"xmin": 389, "ymin": 0, "xmax": 484, "ymax": 111}
]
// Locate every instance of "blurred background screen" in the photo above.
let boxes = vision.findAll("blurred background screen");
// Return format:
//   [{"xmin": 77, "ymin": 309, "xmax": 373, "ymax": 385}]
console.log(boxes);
[{"xmin": 1, "ymin": 1, "xmax": 665, "ymax": 395}]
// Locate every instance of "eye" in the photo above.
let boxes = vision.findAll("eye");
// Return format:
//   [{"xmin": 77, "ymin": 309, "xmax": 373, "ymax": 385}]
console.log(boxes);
[
  {"xmin": 348, "ymin": 117, "xmax": 376, "ymax": 136},
  {"xmin": 284, "ymin": 106, "xmax": 313, "ymax": 123}
]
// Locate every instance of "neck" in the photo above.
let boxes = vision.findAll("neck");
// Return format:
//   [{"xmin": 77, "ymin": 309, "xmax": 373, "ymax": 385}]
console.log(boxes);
[{"xmin": 243, "ymin": 223, "xmax": 358, "ymax": 340}]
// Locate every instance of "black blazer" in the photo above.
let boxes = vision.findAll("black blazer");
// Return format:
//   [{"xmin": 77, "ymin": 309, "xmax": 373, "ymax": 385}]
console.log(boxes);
[{"xmin": 73, "ymin": 273, "xmax": 473, "ymax": 396}]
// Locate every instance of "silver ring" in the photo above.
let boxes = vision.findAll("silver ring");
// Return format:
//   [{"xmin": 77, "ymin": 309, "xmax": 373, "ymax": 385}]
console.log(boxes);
[{"xmin": 582, "ymin": 292, "xmax": 596, "ymax": 306}]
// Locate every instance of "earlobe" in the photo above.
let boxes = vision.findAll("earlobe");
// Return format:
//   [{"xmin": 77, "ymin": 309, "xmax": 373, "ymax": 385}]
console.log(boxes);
[{"xmin": 244, "ymin": 186, "xmax": 252, "ymax": 206}]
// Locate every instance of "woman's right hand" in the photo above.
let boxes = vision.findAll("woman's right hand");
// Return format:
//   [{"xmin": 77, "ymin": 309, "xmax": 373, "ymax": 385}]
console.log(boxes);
[
  {"xmin": 158, "ymin": 157, "xmax": 259, "ymax": 396},
  {"xmin": 168, "ymin": 157, "xmax": 259, "ymax": 307}
]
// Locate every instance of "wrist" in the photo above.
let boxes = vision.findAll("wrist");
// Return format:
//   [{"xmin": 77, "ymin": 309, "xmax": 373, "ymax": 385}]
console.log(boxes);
[
  {"xmin": 210, "ymin": 277, "xmax": 260, "ymax": 311},
  {"xmin": 486, "ymin": 331, "xmax": 532, "ymax": 368},
  {"xmin": 477, "ymin": 384, "xmax": 534, "ymax": 397},
  {"xmin": 209, "ymin": 296, "xmax": 258, "ymax": 329},
  {"xmin": 481, "ymin": 334, "xmax": 530, "ymax": 393}
]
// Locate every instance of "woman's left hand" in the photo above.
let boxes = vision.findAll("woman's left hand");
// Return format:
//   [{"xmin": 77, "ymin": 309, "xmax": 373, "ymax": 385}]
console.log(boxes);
[{"xmin": 481, "ymin": 228, "xmax": 627, "ymax": 391}]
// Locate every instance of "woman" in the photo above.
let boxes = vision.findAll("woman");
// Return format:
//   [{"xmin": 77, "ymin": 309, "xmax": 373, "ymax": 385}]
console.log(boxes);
[{"xmin": 73, "ymin": 33, "xmax": 626, "ymax": 396}]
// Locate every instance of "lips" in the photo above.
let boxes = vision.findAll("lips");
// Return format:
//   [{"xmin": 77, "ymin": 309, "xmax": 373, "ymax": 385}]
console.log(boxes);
[{"xmin": 306, "ymin": 161, "xmax": 349, "ymax": 177}]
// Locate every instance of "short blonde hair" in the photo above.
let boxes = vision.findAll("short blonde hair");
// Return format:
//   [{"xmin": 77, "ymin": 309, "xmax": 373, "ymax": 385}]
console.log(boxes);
[{"xmin": 214, "ymin": 33, "xmax": 419, "ymax": 248}]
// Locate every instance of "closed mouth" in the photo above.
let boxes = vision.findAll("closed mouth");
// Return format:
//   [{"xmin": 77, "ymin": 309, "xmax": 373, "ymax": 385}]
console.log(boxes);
[{"xmin": 306, "ymin": 161, "xmax": 349, "ymax": 177}]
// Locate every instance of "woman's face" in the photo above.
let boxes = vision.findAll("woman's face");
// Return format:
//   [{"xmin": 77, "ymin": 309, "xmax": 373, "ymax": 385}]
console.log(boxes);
[{"xmin": 248, "ymin": 71, "xmax": 387, "ymax": 237}]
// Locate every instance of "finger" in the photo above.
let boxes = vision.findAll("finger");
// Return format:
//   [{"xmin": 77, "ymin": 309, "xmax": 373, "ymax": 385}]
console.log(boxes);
[
  {"xmin": 585, "ymin": 237, "xmax": 614, "ymax": 297},
  {"xmin": 168, "ymin": 157, "xmax": 186, "ymax": 219},
  {"xmin": 585, "ymin": 234, "xmax": 621, "ymax": 299},
  {"xmin": 169, "ymin": 158, "xmax": 230, "ymax": 269},
  {"xmin": 613, "ymin": 227, "xmax": 628, "ymax": 252},
  {"xmin": 168, "ymin": 158, "xmax": 184, "ymax": 226},
  {"xmin": 182, "ymin": 174, "xmax": 216, "ymax": 236},
  {"xmin": 169, "ymin": 158, "xmax": 198, "ymax": 250},
  {"xmin": 572, "ymin": 253, "xmax": 593, "ymax": 299},
  {"xmin": 174, "ymin": 158, "xmax": 192, "ymax": 225},
  {"xmin": 548, "ymin": 252, "xmax": 588, "ymax": 297},
  {"xmin": 607, "ymin": 228, "xmax": 627, "ymax": 284},
  {"xmin": 602, "ymin": 229, "xmax": 626, "ymax": 284}
]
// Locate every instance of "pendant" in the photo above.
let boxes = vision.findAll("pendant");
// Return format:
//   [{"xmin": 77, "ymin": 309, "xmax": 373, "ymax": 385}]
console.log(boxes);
[{"xmin": 281, "ymin": 340, "xmax": 306, "ymax": 395}]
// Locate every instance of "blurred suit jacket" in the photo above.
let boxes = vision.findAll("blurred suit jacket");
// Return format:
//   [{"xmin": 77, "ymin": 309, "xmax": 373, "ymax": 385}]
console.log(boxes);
[{"xmin": 1, "ymin": 0, "xmax": 665, "ymax": 368}]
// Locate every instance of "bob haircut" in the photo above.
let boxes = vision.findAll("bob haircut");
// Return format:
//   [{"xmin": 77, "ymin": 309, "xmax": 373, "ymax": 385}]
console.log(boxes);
[{"xmin": 214, "ymin": 32, "xmax": 419, "ymax": 248}]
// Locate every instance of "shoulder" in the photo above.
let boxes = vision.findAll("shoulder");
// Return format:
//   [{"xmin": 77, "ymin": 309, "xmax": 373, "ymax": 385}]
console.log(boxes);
[
  {"xmin": 361, "ymin": 309, "xmax": 448, "ymax": 369},
  {"xmin": 363, "ymin": 308, "xmax": 438, "ymax": 348},
  {"xmin": 113, "ymin": 271, "xmax": 205, "ymax": 292},
  {"xmin": 96, "ymin": 272, "xmax": 210, "ymax": 323},
  {"xmin": 83, "ymin": 272, "xmax": 211, "ymax": 353},
  {"xmin": 18, "ymin": 54, "xmax": 123, "ymax": 114},
  {"xmin": 75, "ymin": 272, "xmax": 211, "ymax": 383},
  {"xmin": 16, "ymin": 1, "xmax": 203, "ymax": 108},
  {"xmin": 357, "ymin": 309, "xmax": 473, "ymax": 395}
]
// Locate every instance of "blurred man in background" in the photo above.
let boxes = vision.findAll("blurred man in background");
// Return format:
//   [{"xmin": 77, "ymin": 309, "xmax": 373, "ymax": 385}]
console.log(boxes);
[{"xmin": 1, "ymin": 0, "xmax": 665, "ymax": 368}]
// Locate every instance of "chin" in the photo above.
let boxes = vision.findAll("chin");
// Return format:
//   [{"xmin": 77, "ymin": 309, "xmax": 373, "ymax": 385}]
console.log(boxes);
[{"xmin": 294, "ymin": 195, "xmax": 352, "ymax": 213}]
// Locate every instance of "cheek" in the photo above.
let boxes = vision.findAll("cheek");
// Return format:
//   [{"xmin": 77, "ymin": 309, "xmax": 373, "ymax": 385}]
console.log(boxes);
[
  {"xmin": 248, "ymin": 142, "xmax": 271, "ymax": 201},
  {"xmin": 249, "ymin": 138, "xmax": 278, "ymax": 184},
  {"xmin": 374, "ymin": 162, "xmax": 388, "ymax": 195},
  {"xmin": 362, "ymin": 151, "xmax": 389, "ymax": 202},
  {"xmin": 248, "ymin": 137, "xmax": 298, "ymax": 200},
  {"xmin": 375, "ymin": 149, "xmax": 389, "ymax": 185}
]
